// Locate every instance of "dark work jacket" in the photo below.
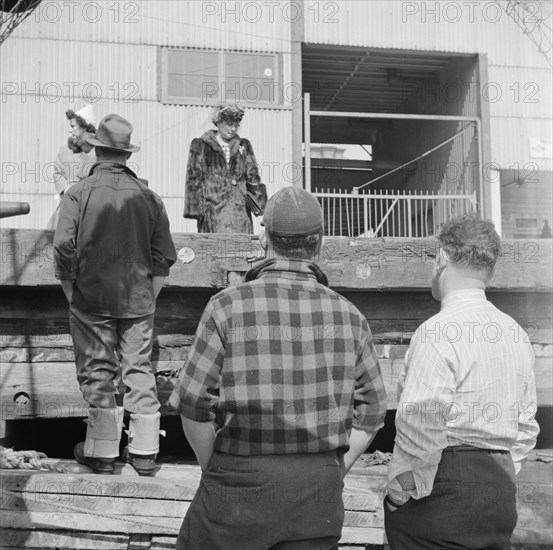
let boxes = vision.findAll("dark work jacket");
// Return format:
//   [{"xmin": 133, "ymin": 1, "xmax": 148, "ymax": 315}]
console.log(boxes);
[
  {"xmin": 54, "ymin": 162, "xmax": 177, "ymax": 317},
  {"xmin": 183, "ymin": 130, "xmax": 267, "ymax": 234}
]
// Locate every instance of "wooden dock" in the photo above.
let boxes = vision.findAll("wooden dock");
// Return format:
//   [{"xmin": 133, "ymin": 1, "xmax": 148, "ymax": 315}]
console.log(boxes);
[
  {"xmin": 1, "ymin": 450, "xmax": 552, "ymax": 549},
  {"xmin": 1, "ymin": 229, "xmax": 552, "ymax": 547}
]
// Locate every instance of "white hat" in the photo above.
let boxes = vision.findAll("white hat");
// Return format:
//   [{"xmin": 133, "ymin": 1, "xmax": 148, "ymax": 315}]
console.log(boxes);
[{"xmin": 75, "ymin": 104, "xmax": 95, "ymax": 126}]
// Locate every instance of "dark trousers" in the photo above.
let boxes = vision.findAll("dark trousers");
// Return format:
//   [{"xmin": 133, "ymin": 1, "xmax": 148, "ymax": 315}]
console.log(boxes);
[
  {"xmin": 70, "ymin": 306, "xmax": 159, "ymax": 414},
  {"xmin": 384, "ymin": 447, "xmax": 517, "ymax": 550},
  {"xmin": 176, "ymin": 451, "xmax": 344, "ymax": 550}
]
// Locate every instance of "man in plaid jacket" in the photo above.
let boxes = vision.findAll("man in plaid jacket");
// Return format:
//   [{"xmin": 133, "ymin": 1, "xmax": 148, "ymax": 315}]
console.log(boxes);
[{"xmin": 169, "ymin": 187, "xmax": 387, "ymax": 550}]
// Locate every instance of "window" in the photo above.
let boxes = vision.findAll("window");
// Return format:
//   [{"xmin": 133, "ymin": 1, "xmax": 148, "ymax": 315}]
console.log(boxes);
[{"xmin": 159, "ymin": 48, "xmax": 281, "ymax": 106}]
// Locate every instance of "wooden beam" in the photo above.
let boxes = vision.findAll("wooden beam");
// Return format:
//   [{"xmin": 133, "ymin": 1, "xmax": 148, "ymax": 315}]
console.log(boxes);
[
  {"xmin": 1, "ymin": 230, "xmax": 551, "ymax": 292},
  {"xmin": 2, "ymin": 352, "xmax": 551, "ymax": 421}
]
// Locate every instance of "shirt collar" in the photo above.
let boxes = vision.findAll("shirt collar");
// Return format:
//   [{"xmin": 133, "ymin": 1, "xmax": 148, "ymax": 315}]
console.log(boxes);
[
  {"xmin": 89, "ymin": 161, "xmax": 138, "ymax": 179},
  {"xmin": 441, "ymin": 288, "xmax": 487, "ymax": 310},
  {"xmin": 245, "ymin": 258, "xmax": 329, "ymax": 286}
]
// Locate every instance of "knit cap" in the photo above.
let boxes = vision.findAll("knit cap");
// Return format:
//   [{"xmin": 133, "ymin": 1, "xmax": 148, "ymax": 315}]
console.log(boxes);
[{"xmin": 262, "ymin": 187, "xmax": 323, "ymax": 236}]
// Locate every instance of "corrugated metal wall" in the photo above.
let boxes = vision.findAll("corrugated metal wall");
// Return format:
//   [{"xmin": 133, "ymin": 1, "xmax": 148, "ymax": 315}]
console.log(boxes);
[
  {"xmin": 11, "ymin": 0, "xmax": 291, "ymax": 51},
  {"xmin": 304, "ymin": 0, "xmax": 552, "ymax": 173},
  {"xmin": 303, "ymin": 0, "xmax": 550, "ymax": 66},
  {"xmin": 2, "ymin": 1, "xmax": 551, "ymax": 229},
  {"xmin": 0, "ymin": 94, "xmax": 292, "ymax": 231},
  {"xmin": 1, "ymin": 1, "xmax": 293, "ymax": 231}
]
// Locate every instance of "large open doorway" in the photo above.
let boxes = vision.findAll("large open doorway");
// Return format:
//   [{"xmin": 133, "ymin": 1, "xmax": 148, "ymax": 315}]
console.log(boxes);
[{"xmin": 302, "ymin": 45, "xmax": 484, "ymax": 237}]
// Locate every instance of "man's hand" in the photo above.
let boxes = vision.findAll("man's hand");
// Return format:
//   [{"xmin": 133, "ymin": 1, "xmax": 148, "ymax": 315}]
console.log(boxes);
[
  {"xmin": 153, "ymin": 276, "xmax": 165, "ymax": 299},
  {"xmin": 60, "ymin": 280, "xmax": 74, "ymax": 304},
  {"xmin": 180, "ymin": 416, "xmax": 216, "ymax": 471},
  {"xmin": 341, "ymin": 427, "xmax": 375, "ymax": 477}
]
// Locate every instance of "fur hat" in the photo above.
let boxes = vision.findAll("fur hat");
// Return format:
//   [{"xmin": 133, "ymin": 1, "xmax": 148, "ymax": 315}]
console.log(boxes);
[{"xmin": 211, "ymin": 103, "xmax": 245, "ymax": 126}]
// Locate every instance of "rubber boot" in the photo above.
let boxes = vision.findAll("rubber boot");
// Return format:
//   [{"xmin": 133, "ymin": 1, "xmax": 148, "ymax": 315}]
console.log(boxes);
[
  {"xmin": 74, "ymin": 407, "xmax": 124, "ymax": 474},
  {"xmin": 125, "ymin": 412, "xmax": 161, "ymax": 476}
]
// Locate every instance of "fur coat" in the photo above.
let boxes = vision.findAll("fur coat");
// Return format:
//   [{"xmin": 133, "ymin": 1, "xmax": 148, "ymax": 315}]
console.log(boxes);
[{"xmin": 184, "ymin": 130, "xmax": 267, "ymax": 234}]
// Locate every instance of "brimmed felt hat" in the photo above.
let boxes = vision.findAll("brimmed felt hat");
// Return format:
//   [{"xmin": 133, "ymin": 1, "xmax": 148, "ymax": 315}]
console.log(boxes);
[
  {"xmin": 262, "ymin": 187, "xmax": 324, "ymax": 237},
  {"xmin": 84, "ymin": 114, "xmax": 140, "ymax": 153}
]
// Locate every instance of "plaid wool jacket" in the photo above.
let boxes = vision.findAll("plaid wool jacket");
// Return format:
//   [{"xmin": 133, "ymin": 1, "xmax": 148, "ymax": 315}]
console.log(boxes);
[{"xmin": 169, "ymin": 258, "xmax": 387, "ymax": 455}]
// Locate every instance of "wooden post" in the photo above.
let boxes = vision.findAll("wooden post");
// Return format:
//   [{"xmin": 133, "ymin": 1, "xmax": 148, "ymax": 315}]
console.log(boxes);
[
  {"xmin": 304, "ymin": 92, "xmax": 312, "ymax": 192},
  {"xmin": 290, "ymin": 1, "xmax": 304, "ymax": 189},
  {"xmin": 477, "ymin": 53, "xmax": 493, "ymax": 218}
]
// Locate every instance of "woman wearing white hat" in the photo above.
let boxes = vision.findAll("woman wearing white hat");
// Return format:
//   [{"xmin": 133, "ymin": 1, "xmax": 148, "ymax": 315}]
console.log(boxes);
[{"xmin": 47, "ymin": 105, "xmax": 97, "ymax": 229}]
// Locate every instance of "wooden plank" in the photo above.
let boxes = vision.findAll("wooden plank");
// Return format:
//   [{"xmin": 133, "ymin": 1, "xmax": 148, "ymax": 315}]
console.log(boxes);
[
  {"xmin": 0, "ymin": 529, "xmax": 128, "ymax": 549},
  {"xmin": 2, "ymin": 353, "xmax": 552, "ymax": 420},
  {"xmin": 1, "ymin": 510, "xmax": 386, "ymax": 544},
  {"xmin": 0, "ymin": 359, "xmax": 402, "ymax": 420},
  {"xmin": 1, "ymin": 454, "xmax": 550, "ymax": 547},
  {"xmin": 2, "ymin": 287, "xmax": 551, "ymax": 346},
  {"xmin": 2, "ymin": 230, "xmax": 551, "ymax": 291}
]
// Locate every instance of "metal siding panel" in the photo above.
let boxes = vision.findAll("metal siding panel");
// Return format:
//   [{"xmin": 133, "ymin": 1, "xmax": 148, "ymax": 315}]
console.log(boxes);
[
  {"xmin": 10, "ymin": 0, "xmax": 290, "ymax": 52},
  {"xmin": 0, "ymin": 38, "xmax": 157, "ymax": 102},
  {"xmin": 304, "ymin": 0, "xmax": 550, "ymax": 69},
  {"xmin": 490, "ymin": 117, "xmax": 553, "ymax": 171},
  {"xmin": 487, "ymin": 66, "xmax": 552, "ymax": 119},
  {"xmin": 1, "ymin": 100, "xmax": 292, "ymax": 232}
]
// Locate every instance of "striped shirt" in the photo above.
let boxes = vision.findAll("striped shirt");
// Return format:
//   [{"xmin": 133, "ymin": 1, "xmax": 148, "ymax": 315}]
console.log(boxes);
[
  {"xmin": 221, "ymin": 143, "xmax": 231, "ymax": 165},
  {"xmin": 387, "ymin": 288, "xmax": 539, "ymax": 502},
  {"xmin": 169, "ymin": 259, "xmax": 387, "ymax": 456}
]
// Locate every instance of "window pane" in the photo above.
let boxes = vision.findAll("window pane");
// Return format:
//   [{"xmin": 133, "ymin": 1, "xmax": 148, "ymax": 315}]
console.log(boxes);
[
  {"xmin": 223, "ymin": 77, "xmax": 241, "ymax": 100},
  {"xmin": 168, "ymin": 50, "xmax": 186, "ymax": 73},
  {"xmin": 259, "ymin": 56, "xmax": 275, "ymax": 80},
  {"xmin": 225, "ymin": 53, "xmax": 246, "ymax": 77},
  {"xmin": 163, "ymin": 48, "xmax": 279, "ymax": 104},
  {"xmin": 183, "ymin": 51, "xmax": 203, "ymax": 74},
  {"xmin": 200, "ymin": 52, "xmax": 219, "ymax": 75},
  {"xmin": 185, "ymin": 75, "xmax": 214, "ymax": 99},
  {"xmin": 168, "ymin": 74, "xmax": 185, "ymax": 97}
]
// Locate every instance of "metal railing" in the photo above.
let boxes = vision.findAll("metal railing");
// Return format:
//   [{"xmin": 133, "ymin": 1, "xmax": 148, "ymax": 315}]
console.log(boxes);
[{"xmin": 314, "ymin": 188, "xmax": 477, "ymax": 238}]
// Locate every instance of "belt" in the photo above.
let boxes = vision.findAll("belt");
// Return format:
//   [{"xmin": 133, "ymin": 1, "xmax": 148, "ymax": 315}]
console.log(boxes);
[{"xmin": 443, "ymin": 445, "xmax": 509, "ymax": 455}]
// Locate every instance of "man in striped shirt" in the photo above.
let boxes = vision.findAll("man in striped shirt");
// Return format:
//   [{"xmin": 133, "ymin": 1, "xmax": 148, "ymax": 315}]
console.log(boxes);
[
  {"xmin": 385, "ymin": 214, "xmax": 539, "ymax": 549},
  {"xmin": 170, "ymin": 187, "xmax": 387, "ymax": 550}
]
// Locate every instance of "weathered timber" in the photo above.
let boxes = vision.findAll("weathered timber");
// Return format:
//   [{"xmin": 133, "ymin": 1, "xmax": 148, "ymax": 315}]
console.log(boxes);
[
  {"xmin": 0, "ymin": 359, "xmax": 398, "ymax": 420},
  {"xmin": 0, "ymin": 452, "xmax": 551, "ymax": 548},
  {"xmin": 1, "ymin": 354, "xmax": 551, "ymax": 421},
  {"xmin": 1, "ymin": 229, "xmax": 552, "ymax": 291},
  {"xmin": 1, "ymin": 287, "xmax": 552, "ymax": 344}
]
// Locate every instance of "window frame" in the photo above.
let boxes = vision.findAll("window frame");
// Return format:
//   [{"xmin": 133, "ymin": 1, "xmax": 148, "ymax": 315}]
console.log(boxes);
[{"xmin": 158, "ymin": 47, "xmax": 285, "ymax": 108}]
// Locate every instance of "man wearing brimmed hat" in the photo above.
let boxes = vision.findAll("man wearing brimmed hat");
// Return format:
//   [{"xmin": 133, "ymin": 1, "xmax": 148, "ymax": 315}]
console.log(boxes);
[
  {"xmin": 170, "ymin": 187, "xmax": 387, "ymax": 549},
  {"xmin": 54, "ymin": 114, "xmax": 177, "ymax": 476}
]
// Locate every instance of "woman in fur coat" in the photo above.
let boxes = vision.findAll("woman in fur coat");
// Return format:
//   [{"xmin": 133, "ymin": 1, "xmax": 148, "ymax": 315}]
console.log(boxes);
[{"xmin": 184, "ymin": 103, "xmax": 267, "ymax": 233}]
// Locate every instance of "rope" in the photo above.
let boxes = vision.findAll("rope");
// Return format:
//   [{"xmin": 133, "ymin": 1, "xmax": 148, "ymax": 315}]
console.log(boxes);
[
  {"xmin": 0, "ymin": 446, "xmax": 67, "ymax": 473},
  {"xmin": 4, "ymin": 488, "xmax": 177, "ymax": 534},
  {"xmin": 355, "ymin": 124, "xmax": 475, "ymax": 192},
  {"xmin": 1, "ymin": 446, "xmax": 175, "ymax": 533}
]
